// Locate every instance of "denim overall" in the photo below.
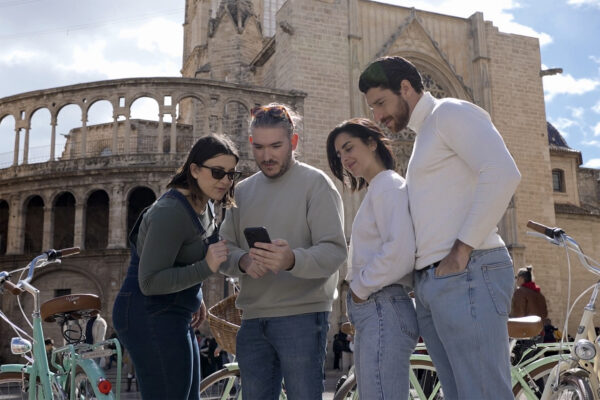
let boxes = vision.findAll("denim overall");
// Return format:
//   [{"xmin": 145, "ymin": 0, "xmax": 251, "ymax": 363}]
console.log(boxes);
[{"xmin": 112, "ymin": 189, "xmax": 215, "ymax": 400}]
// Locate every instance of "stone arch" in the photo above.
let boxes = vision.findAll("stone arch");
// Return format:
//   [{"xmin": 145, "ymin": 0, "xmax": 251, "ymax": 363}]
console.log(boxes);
[
  {"xmin": 129, "ymin": 92, "xmax": 161, "ymax": 106},
  {"xmin": 126, "ymin": 186, "xmax": 157, "ymax": 245},
  {"xmin": 401, "ymin": 52, "xmax": 471, "ymax": 101},
  {"xmin": 52, "ymin": 191, "xmax": 76, "ymax": 249},
  {"xmin": 24, "ymin": 194, "xmax": 45, "ymax": 254},
  {"xmin": 222, "ymin": 100, "xmax": 251, "ymax": 160},
  {"xmin": 84, "ymin": 189, "xmax": 109, "ymax": 250},
  {"xmin": 0, "ymin": 114, "xmax": 16, "ymax": 168},
  {"xmin": 56, "ymin": 103, "xmax": 83, "ymax": 160},
  {"xmin": 84, "ymin": 96, "xmax": 116, "ymax": 115},
  {"xmin": 178, "ymin": 94, "xmax": 208, "ymax": 138},
  {"xmin": 56, "ymin": 101, "xmax": 83, "ymax": 116},
  {"xmin": 28, "ymin": 107, "xmax": 52, "ymax": 164},
  {"xmin": 0, "ymin": 199, "xmax": 8, "ymax": 255}
]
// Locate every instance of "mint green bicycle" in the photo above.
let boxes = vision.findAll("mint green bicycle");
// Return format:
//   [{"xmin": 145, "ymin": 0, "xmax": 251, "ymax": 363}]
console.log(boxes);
[
  {"xmin": 333, "ymin": 317, "xmax": 568, "ymax": 400},
  {"xmin": 0, "ymin": 248, "xmax": 122, "ymax": 399}
]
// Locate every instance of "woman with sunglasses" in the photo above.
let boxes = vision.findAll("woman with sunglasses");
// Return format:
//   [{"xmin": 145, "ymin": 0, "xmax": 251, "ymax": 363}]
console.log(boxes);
[
  {"xmin": 112, "ymin": 135, "xmax": 241, "ymax": 400},
  {"xmin": 326, "ymin": 118, "xmax": 418, "ymax": 399}
]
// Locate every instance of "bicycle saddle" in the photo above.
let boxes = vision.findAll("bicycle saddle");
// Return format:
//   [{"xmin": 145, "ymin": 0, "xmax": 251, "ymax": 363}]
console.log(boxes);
[
  {"xmin": 41, "ymin": 293, "xmax": 101, "ymax": 323},
  {"xmin": 507, "ymin": 315, "xmax": 543, "ymax": 339}
]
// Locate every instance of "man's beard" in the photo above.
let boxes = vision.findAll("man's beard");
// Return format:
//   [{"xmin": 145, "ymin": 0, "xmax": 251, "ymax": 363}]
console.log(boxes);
[{"xmin": 259, "ymin": 149, "xmax": 293, "ymax": 179}]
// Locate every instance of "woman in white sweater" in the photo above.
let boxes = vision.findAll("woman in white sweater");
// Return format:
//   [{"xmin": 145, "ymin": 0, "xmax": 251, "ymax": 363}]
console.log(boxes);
[{"xmin": 326, "ymin": 118, "xmax": 418, "ymax": 399}]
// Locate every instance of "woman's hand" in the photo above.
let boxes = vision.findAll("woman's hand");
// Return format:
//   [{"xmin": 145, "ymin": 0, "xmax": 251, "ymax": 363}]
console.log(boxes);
[
  {"xmin": 206, "ymin": 240, "xmax": 228, "ymax": 273},
  {"xmin": 191, "ymin": 301, "xmax": 207, "ymax": 329}
]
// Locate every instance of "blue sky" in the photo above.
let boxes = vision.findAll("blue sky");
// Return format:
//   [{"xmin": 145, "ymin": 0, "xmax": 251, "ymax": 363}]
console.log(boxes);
[{"xmin": 0, "ymin": 0, "xmax": 599, "ymax": 167}]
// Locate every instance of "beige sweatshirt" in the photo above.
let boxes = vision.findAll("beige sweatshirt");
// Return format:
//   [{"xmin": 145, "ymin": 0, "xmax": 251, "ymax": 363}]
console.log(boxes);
[{"xmin": 219, "ymin": 160, "xmax": 347, "ymax": 319}]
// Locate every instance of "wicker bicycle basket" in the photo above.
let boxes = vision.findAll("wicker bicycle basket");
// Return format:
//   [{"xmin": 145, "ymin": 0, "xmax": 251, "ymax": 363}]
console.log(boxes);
[{"xmin": 207, "ymin": 294, "xmax": 242, "ymax": 355}]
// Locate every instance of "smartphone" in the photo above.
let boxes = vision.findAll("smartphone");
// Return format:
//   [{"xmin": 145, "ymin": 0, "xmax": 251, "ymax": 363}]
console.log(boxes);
[{"xmin": 243, "ymin": 227, "xmax": 272, "ymax": 248}]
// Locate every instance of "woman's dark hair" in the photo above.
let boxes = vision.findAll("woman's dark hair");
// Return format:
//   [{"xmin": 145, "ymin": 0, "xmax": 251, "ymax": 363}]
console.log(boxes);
[
  {"xmin": 167, "ymin": 135, "xmax": 239, "ymax": 208},
  {"xmin": 359, "ymin": 56, "xmax": 424, "ymax": 95},
  {"xmin": 517, "ymin": 266, "xmax": 534, "ymax": 283},
  {"xmin": 326, "ymin": 118, "xmax": 396, "ymax": 191}
]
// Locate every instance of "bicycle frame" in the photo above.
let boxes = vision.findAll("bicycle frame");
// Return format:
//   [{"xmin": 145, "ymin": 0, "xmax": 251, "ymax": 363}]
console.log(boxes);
[
  {"xmin": 1, "ymin": 250, "xmax": 121, "ymax": 399},
  {"xmin": 527, "ymin": 222, "xmax": 600, "ymax": 399},
  {"xmin": 540, "ymin": 282, "xmax": 599, "ymax": 399}
]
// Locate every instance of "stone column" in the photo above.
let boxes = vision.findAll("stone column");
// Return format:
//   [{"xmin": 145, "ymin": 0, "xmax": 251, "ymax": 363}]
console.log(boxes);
[
  {"xmin": 107, "ymin": 184, "xmax": 126, "ymax": 249},
  {"xmin": 112, "ymin": 115, "xmax": 119, "ymax": 155},
  {"xmin": 50, "ymin": 115, "xmax": 57, "ymax": 161},
  {"xmin": 170, "ymin": 112, "xmax": 177, "ymax": 154},
  {"xmin": 80, "ymin": 114, "xmax": 88, "ymax": 158},
  {"xmin": 157, "ymin": 113, "xmax": 164, "ymax": 153},
  {"xmin": 124, "ymin": 114, "xmax": 131, "ymax": 154},
  {"xmin": 73, "ymin": 197, "xmax": 85, "ymax": 249},
  {"xmin": 23, "ymin": 127, "xmax": 30, "ymax": 164},
  {"xmin": 42, "ymin": 205, "xmax": 53, "ymax": 250},
  {"xmin": 13, "ymin": 128, "xmax": 20, "ymax": 166},
  {"xmin": 6, "ymin": 195, "xmax": 23, "ymax": 255}
]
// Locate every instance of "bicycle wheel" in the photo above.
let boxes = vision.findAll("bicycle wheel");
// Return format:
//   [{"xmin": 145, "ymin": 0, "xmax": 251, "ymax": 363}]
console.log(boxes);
[
  {"xmin": 73, "ymin": 370, "xmax": 96, "ymax": 400},
  {"xmin": 0, "ymin": 371, "xmax": 62, "ymax": 399},
  {"xmin": 512, "ymin": 361, "xmax": 557, "ymax": 399},
  {"xmin": 333, "ymin": 373, "xmax": 357, "ymax": 400},
  {"xmin": 551, "ymin": 373, "xmax": 593, "ymax": 400},
  {"xmin": 409, "ymin": 359, "xmax": 443, "ymax": 400},
  {"xmin": 200, "ymin": 367, "xmax": 242, "ymax": 400}
]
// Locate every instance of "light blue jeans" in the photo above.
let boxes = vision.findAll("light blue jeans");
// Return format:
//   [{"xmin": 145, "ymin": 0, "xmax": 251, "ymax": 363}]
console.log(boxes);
[
  {"xmin": 347, "ymin": 284, "xmax": 419, "ymax": 400},
  {"xmin": 236, "ymin": 312, "xmax": 329, "ymax": 400},
  {"xmin": 414, "ymin": 247, "xmax": 514, "ymax": 400}
]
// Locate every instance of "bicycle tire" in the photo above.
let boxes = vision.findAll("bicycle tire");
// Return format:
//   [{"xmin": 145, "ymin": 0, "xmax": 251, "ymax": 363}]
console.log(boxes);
[
  {"xmin": 0, "ymin": 371, "xmax": 62, "ymax": 399},
  {"xmin": 333, "ymin": 359, "xmax": 443, "ymax": 400},
  {"xmin": 332, "ymin": 373, "xmax": 357, "ymax": 400},
  {"xmin": 512, "ymin": 360, "xmax": 557, "ymax": 399},
  {"xmin": 73, "ymin": 369, "xmax": 96, "ymax": 400},
  {"xmin": 199, "ymin": 367, "xmax": 242, "ymax": 399},
  {"xmin": 551, "ymin": 372, "xmax": 593, "ymax": 400}
]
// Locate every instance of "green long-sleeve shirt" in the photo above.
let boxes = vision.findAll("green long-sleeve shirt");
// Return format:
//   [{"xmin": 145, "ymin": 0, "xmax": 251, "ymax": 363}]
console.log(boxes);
[
  {"xmin": 219, "ymin": 161, "xmax": 347, "ymax": 319},
  {"xmin": 134, "ymin": 192, "xmax": 215, "ymax": 296}
]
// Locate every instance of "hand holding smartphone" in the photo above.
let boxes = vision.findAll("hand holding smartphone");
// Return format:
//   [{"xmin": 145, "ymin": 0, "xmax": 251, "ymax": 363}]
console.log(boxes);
[{"xmin": 243, "ymin": 227, "xmax": 272, "ymax": 248}]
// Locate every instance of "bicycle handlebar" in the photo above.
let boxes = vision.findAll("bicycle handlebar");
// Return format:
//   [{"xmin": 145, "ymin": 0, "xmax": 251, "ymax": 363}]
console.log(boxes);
[
  {"xmin": 1, "ymin": 247, "xmax": 81, "ymax": 295},
  {"xmin": 46, "ymin": 247, "xmax": 80, "ymax": 261},
  {"xmin": 526, "ymin": 220, "xmax": 565, "ymax": 239},
  {"xmin": 2, "ymin": 279, "xmax": 24, "ymax": 295}
]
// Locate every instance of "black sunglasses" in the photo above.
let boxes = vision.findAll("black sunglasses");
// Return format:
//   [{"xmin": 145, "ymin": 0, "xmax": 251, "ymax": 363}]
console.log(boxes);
[{"xmin": 200, "ymin": 165, "xmax": 242, "ymax": 181}]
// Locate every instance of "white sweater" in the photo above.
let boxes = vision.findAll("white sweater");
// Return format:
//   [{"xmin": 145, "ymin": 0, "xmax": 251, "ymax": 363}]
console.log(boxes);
[
  {"xmin": 347, "ymin": 170, "xmax": 415, "ymax": 300},
  {"xmin": 406, "ymin": 92, "xmax": 521, "ymax": 270}
]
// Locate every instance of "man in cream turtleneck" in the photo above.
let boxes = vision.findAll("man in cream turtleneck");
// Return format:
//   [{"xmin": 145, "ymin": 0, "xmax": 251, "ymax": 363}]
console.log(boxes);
[
  {"xmin": 219, "ymin": 103, "xmax": 347, "ymax": 400},
  {"xmin": 359, "ymin": 57, "xmax": 521, "ymax": 400}
]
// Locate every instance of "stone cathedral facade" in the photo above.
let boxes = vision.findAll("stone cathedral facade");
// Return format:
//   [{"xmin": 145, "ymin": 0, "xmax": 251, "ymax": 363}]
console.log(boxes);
[{"xmin": 1, "ymin": 0, "xmax": 598, "ymax": 362}]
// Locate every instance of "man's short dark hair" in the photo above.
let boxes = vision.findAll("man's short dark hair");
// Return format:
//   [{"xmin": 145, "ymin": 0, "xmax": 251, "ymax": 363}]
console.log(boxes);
[{"xmin": 359, "ymin": 56, "xmax": 424, "ymax": 94}]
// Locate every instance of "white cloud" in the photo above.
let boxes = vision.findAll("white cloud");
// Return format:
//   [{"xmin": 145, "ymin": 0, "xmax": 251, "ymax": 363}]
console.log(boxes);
[
  {"xmin": 380, "ymin": 0, "xmax": 553, "ymax": 46},
  {"xmin": 551, "ymin": 117, "xmax": 576, "ymax": 133},
  {"xmin": 583, "ymin": 158, "xmax": 600, "ymax": 168},
  {"xmin": 0, "ymin": 50, "xmax": 40, "ymax": 66},
  {"xmin": 594, "ymin": 121, "xmax": 600, "ymax": 136},
  {"xmin": 570, "ymin": 107, "xmax": 585, "ymax": 119},
  {"xmin": 582, "ymin": 140, "xmax": 600, "ymax": 147},
  {"xmin": 593, "ymin": 101, "xmax": 600, "ymax": 114},
  {"xmin": 55, "ymin": 39, "xmax": 180, "ymax": 79},
  {"xmin": 543, "ymin": 72, "xmax": 600, "ymax": 101},
  {"xmin": 120, "ymin": 18, "xmax": 183, "ymax": 59},
  {"xmin": 568, "ymin": 0, "xmax": 600, "ymax": 8}
]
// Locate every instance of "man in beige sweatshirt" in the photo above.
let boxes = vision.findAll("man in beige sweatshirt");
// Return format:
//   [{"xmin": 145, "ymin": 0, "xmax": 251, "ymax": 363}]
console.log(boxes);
[{"xmin": 219, "ymin": 103, "xmax": 347, "ymax": 400}]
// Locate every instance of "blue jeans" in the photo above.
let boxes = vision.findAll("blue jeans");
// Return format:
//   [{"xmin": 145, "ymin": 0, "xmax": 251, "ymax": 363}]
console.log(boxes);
[
  {"xmin": 112, "ymin": 266, "xmax": 202, "ymax": 400},
  {"xmin": 347, "ymin": 284, "xmax": 418, "ymax": 400},
  {"xmin": 236, "ymin": 312, "xmax": 329, "ymax": 400},
  {"xmin": 414, "ymin": 247, "xmax": 514, "ymax": 400}
]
